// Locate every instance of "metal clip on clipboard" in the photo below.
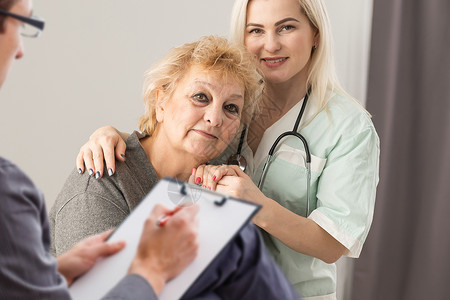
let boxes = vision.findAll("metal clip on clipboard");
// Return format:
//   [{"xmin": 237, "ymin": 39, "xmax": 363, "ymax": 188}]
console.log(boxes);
[{"xmin": 177, "ymin": 181, "xmax": 227, "ymax": 206}]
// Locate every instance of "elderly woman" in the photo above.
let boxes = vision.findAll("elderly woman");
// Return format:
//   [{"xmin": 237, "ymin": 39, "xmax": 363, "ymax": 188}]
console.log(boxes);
[{"xmin": 49, "ymin": 36, "xmax": 298, "ymax": 299}]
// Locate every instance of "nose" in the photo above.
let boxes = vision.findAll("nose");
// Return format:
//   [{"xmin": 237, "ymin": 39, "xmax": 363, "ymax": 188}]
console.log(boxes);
[
  {"xmin": 264, "ymin": 32, "xmax": 281, "ymax": 53},
  {"xmin": 204, "ymin": 105, "xmax": 223, "ymax": 127},
  {"xmin": 15, "ymin": 40, "xmax": 24, "ymax": 59}
]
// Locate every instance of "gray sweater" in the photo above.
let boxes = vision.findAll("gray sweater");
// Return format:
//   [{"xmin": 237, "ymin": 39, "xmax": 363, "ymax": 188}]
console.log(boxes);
[{"xmin": 50, "ymin": 131, "xmax": 158, "ymax": 256}]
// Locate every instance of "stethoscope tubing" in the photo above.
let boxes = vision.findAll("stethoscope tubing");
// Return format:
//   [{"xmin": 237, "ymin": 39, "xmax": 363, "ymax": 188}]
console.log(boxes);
[{"xmin": 257, "ymin": 88, "xmax": 312, "ymax": 217}]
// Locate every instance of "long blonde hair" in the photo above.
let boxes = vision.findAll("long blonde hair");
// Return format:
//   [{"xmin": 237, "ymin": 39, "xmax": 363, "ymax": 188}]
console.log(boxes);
[
  {"xmin": 138, "ymin": 35, "xmax": 263, "ymax": 135},
  {"xmin": 230, "ymin": 0, "xmax": 368, "ymax": 117}
]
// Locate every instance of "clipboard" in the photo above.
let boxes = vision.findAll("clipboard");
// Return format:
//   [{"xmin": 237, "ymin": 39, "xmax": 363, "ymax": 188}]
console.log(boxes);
[{"xmin": 69, "ymin": 177, "xmax": 261, "ymax": 300}]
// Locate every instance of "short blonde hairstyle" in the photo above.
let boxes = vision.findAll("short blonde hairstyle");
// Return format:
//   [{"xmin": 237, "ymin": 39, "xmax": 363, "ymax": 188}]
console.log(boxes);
[
  {"xmin": 138, "ymin": 35, "xmax": 263, "ymax": 136},
  {"xmin": 230, "ymin": 0, "xmax": 368, "ymax": 117}
]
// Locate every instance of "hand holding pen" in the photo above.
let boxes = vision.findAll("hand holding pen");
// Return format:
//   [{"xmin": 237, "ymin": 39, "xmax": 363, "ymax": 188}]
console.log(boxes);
[
  {"xmin": 131, "ymin": 203, "xmax": 200, "ymax": 294},
  {"xmin": 156, "ymin": 206, "xmax": 184, "ymax": 227}
]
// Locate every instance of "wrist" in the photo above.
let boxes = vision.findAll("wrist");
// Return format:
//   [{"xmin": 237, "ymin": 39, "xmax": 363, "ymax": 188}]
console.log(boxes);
[
  {"xmin": 252, "ymin": 196, "xmax": 273, "ymax": 229},
  {"xmin": 128, "ymin": 261, "xmax": 166, "ymax": 295},
  {"xmin": 56, "ymin": 255, "xmax": 73, "ymax": 286}
]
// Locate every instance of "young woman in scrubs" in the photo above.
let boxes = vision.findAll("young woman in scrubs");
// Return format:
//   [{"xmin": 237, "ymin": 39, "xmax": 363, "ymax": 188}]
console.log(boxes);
[{"xmin": 76, "ymin": 0, "xmax": 380, "ymax": 299}]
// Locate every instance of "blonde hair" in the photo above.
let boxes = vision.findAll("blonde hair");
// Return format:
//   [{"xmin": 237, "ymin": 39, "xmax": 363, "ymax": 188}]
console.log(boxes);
[
  {"xmin": 138, "ymin": 35, "xmax": 263, "ymax": 135},
  {"xmin": 230, "ymin": 0, "xmax": 368, "ymax": 117}
]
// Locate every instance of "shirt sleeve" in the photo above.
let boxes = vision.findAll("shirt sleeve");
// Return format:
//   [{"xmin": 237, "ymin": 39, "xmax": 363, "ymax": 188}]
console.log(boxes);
[
  {"xmin": 102, "ymin": 274, "xmax": 157, "ymax": 300},
  {"xmin": 0, "ymin": 159, "xmax": 71, "ymax": 299},
  {"xmin": 310, "ymin": 123, "xmax": 380, "ymax": 257}
]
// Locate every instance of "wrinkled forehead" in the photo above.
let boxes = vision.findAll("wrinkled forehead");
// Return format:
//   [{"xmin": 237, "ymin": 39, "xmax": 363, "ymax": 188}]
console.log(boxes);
[{"xmin": 182, "ymin": 64, "xmax": 245, "ymax": 92}]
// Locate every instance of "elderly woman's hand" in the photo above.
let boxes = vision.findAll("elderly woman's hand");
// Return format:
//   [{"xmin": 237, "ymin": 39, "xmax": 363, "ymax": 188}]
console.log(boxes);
[
  {"xmin": 76, "ymin": 126, "xmax": 129, "ymax": 178},
  {"xmin": 193, "ymin": 164, "xmax": 266, "ymax": 203}
]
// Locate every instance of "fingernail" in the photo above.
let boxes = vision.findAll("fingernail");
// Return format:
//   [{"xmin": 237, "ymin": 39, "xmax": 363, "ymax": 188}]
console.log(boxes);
[
  {"xmin": 212, "ymin": 175, "xmax": 216, "ymax": 181},
  {"xmin": 95, "ymin": 171, "xmax": 101, "ymax": 179},
  {"xmin": 108, "ymin": 168, "xmax": 114, "ymax": 176},
  {"xmin": 114, "ymin": 240, "xmax": 125, "ymax": 249},
  {"xmin": 89, "ymin": 169, "xmax": 94, "ymax": 176},
  {"xmin": 78, "ymin": 168, "xmax": 82, "ymax": 174},
  {"xmin": 196, "ymin": 177, "xmax": 202, "ymax": 184},
  {"xmin": 191, "ymin": 168, "xmax": 195, "ymax": 175},
  {"xmin": 208, "ymin": 187, "xmax": 211, "ymax": 190}
]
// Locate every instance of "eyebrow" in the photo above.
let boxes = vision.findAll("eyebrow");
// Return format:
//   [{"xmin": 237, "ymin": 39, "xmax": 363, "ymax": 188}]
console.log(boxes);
[
  {"xmin": 246, "ymin": 17, "xmax": 300, "ymax": 28},
  {"xmin": 193, "ymin": 80, "xmax": 244, "ymax": 100}
]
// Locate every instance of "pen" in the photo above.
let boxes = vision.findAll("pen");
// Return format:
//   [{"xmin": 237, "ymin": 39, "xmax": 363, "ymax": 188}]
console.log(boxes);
[
  {"xmin": 156, "ymin": 206, "xmax": 183, "ymax": 227},
  {"xmin": 156, "ymin": 214, "xmax": 171, "ymax": 227}
]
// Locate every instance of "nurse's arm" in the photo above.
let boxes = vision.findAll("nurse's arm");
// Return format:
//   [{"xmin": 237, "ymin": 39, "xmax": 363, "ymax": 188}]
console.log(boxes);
[
  {"xmin": 213, "ymin": 167, "xmax": 347, "ymax": 264},
  {"xmin": 255, "ymin": 198, "xmax": 347, "ymax": 264}
]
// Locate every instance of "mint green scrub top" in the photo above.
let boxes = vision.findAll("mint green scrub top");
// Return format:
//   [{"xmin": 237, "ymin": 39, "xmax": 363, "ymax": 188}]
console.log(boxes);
[{"xmin": 244, "ymin": 93, "xmax": 380, "ymax": 299}]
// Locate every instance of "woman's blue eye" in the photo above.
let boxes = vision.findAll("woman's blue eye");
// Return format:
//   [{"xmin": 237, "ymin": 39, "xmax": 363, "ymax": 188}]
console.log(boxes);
[
  {"xmin": 225, "ymin": 104, "xmax": 239, "ymax": 115},
  {"xmin": 193, "ymin": 93, "xmax": 209, "ymax": 102}
]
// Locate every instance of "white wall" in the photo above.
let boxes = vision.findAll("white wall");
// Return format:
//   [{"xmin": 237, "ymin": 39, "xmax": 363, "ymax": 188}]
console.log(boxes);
[
  {"xmin": 326, "ymin": 0, "xmax": 374, "ymax": 105},
  {"xmin": 1, "ymin": 2, "xmax": 372, "ymax": 298},
  {"xmin": 1, "ymin": 0, "xmax": 233, "ymax": 207}
]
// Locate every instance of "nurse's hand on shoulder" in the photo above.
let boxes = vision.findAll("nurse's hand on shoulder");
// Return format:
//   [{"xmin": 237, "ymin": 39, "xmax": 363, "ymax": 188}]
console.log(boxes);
[{"xmin": 76, "ymin": 125, "xmax": 128, "ymax": 178}]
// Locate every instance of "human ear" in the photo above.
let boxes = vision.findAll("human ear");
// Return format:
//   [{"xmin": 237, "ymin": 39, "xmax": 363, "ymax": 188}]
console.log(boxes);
[
  {"xmin": 313, "ymin": 31, "xmax": 320, "ymax": 49},
  {"xmin": 155, "ymin": 89, "xmax": 166, "ymax": 123}
]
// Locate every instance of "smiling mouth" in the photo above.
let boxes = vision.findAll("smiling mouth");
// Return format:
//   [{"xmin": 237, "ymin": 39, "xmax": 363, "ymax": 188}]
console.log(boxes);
[
  {"xmin": 262, "ymin": 57, "xmax": 288, "ymax": 64},
  {"xmin": 192, "ymin": 129, "xmax": 218, "ymax": 139}
]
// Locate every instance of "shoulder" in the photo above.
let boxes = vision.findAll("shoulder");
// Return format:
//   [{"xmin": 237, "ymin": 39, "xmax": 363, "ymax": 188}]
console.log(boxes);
[
  {"xmin": 121, "ymin": 131, "xmax": 152, "ymax": 170},
  {"xmin": 304, "ymin": 93, "xmax": 379, "ymax": 158},
  {"xmin": 314, "ymin": 93, "xmax": 379, "ymax": 141},
  {"xmin": 327, "ymin": 93, "xmax": 373, "ymax": 127},
  {"xmin": 49, "ymin": 168, "xmax": 130, "ymax": 255},
  {"xmin": 0, "ymin": 156, "xmax": 44, "ymax": 210},
  {"xmin": 0, "ymin": 156, "xmax": 34, "ymax": 186},
  {"xmin": 51, "ymin": 167, "xmax": 128, "ymax": 218}
]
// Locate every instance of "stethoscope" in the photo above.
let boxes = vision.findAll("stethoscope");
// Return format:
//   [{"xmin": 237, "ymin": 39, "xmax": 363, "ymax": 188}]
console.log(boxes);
[{"xmin": 228, "ymin": 88, "xmax": 312, "ymax": 217}]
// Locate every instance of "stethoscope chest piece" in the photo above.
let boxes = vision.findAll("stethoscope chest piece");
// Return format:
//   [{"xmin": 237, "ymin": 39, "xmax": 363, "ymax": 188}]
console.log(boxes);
[
  {"xmin": 227, "ymin": 125, "xmax": 248, "ymax": 171},
  {"xmin": 227, "ymin": 153, "xmax": 247, "ymax": 171}
]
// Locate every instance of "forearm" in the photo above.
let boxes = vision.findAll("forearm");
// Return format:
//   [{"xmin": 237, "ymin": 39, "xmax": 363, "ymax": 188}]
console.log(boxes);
[{"xmin": 254, "ymin": 197, "xmax": 346, "ymax": 263}]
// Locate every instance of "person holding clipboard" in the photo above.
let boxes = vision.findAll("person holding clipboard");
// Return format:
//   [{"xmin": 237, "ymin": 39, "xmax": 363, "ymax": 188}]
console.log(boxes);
[
  {"xmin": 50, "ymin": 36, "xmax": 298, "ymax": 299},
  {"xmin": 0, "ymin": 1, "xmax": 200, "ymax": 299}
]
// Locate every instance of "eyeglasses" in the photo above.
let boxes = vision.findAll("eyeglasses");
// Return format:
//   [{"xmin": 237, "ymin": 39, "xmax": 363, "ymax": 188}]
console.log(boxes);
[{"xmin": 0, "ymin": 9, "xmax": 45, "ymax": 38}]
